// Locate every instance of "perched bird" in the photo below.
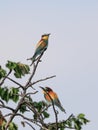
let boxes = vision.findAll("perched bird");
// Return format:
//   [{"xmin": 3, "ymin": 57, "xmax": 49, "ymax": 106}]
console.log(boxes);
[
  {"xmin": 27, "ymin": 34, "xmax": 50, "ymax": 65},
  {"xmin": 40, "ymin": 86, "xmax": 66, "ymax": 113}
]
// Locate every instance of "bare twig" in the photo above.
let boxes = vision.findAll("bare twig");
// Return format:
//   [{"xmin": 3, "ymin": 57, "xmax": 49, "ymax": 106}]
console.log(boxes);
[
  {"xmin": 49, "ymin": 114, "xmax": 75, "ymax": 129},
  {"xmin": 0, "ymin": 99, "xmax": 4, "ymax": 105},
  {"xmin": 41, "ymin": 104, "xmax": 51, "ymax": 114},
  {"xmin": 6, "ymin": 77, "xmax": 24, "ymax": 89},
  {"xmin": 5, "ymin": 96, "xmax": 25, "ymax": 129},
  {"xmin": 16, "ymin": 113, "xmax": 42, "ymax": 128},
  {"xmin": 25, "ymin": 101, "xmax": 47, "ymax": 129},
  {"xmin": 4, "ymin": 113, "xmax": 12, "ymax": 118},
  {"xmin": 25, "ymin": 91, "xmax": 38, "ymax": 96},
  {"xmin": 26, "ymin": 50, "xmax": 46, "ymax": 87},
  {"xmin": 0, "ymin": 100, "xmax": 15, "ymax": 112},
  {"xmin": 0, "ymin": 70, "xmax": 12, "ymax": 86},
  {"xmin": 21, "ymin": 121, "xmax": 35, "ymax": 130},
  {"xmin": 29, "ymin": 75, "xmax": 56, "ymax": 87},
  {"xmin": 0, "ymin": 104, "xmax": 15, "ymax": 112},
  {"xmin": 65, "ymin": 114, "xmax": 74, "ymax": 122}
]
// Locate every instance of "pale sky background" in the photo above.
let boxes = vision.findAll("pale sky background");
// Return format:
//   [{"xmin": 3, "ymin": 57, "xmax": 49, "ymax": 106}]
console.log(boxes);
[{"xmin": 0, "ymin": 0, "xmax": 98, "ymax": 130}]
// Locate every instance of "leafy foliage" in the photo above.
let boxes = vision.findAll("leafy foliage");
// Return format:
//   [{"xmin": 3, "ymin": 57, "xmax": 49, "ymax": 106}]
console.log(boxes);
[
  {"xmin": 43, "ymin": 113, "xmax": 89, "ymax": 130},
  {"xmin": 0, "ymin": 87, "xmax": 19, "ymax": 103},
  {"xmin": 0, "ymin": 59, "xmax": 89, "ymax": 130},
  {"xmin": 6, "ymin": 61, "xmax": 30, "ymax": 78},
  {"xmin": 19, "ymin": 103, "xmax": 28, "ymax": 113},
  {"xmin": 1, "ymin": 122, "xmax": 18, "ymax": 130},
  {"xmin": 0, "ymin": 66, "xmax": 6, "ymax": 80}
]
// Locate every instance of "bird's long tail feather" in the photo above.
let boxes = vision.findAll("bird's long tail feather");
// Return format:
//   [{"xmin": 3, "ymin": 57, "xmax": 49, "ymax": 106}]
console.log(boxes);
[{"xmin": 59, "ymin": 105, "xmax": 66, "ymax": 113}]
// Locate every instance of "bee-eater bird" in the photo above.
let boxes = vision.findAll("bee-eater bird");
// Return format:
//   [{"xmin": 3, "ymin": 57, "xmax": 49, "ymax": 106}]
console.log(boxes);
[
  {"xmin": 27, "ymin": 33, "xmax": 50, "ymax": 65},
  {"xmin": 39, "ymin": 86, "xmax": 66, "ymax": 113}
]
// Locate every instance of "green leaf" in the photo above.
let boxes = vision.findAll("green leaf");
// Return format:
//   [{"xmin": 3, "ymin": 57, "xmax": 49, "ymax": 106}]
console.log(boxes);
[
  {"xmin": 0, "ymin": 87, "xmax": 9, "ymax": 102},
  {"xmin": 19, "ymin": 104, "xmax": 28, "ymax": 113},
  {"xmin": 77, "ymin": 113, "xmax": 90, "ymax": 125},
  {"xmin": 43, "ymin": 111, "xmax": 50, "ymax": 118},
  {"xmin": 77, "ymin": 113, "xmax": 85, "ymax": 119},
  {"xmin": 9, "ymin": 122, "xmax": 18, "ymax": 130},
  {"xmin": 33, "ymin": 113, "xmax": 37, "ymax": 120},
  {"xmin": 0, "ymin": 66, "xmax": 6, "ymax": 80},
  {"xmin": 33, "ymin": 101, "xmax": 46, "ymax": 112},
  {"xmin": 0, "ymin": 87, "xmax": 19, "ymax": 103},
  {"xmin": 6, "ymin": 61, "xmax": 30, "ymax": 78},
  {"xmin": 66, "ymin": 119, "xmax": 72, "ymax": 127},
  {"xmin": 6, "ymin": 61, "xmax": 17, "ymax": 70},
  {"xmin": 9, "ymin": 87, "xmax": 19, "ymax": 102}
]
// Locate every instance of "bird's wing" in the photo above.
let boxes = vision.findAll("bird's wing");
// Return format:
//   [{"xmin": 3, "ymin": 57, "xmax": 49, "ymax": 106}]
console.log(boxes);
[
  {"xmin": 50, "ymin": 92, "xmax": 59, "ymax": 101},
  {"xmin": 44, "ymin": 93, "xmax": 52, "ymax": 102},
  {"xmin": 46, "ymin": 92, "xmax": 66, "ymax": 113},
  {"xmin": 44, "ymin": 91, "xmax": 58, "ymax": 102},
  {"xmin": 35, "ymin": 39, "xmax": 47, "ymax": 51},
  {"xmin": 50, "ymin": 92, "xmax": 62, "ymax": 105}
]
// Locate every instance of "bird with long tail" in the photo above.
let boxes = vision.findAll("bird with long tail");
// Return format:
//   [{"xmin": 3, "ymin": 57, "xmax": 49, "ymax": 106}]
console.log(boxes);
[
  {"xmin": 27, "ymin": 34, "xmax": 50, "ymax": 65},
  {"xmin": 39, "ymin": 86, "xmax": 66, "ymax": 113}
]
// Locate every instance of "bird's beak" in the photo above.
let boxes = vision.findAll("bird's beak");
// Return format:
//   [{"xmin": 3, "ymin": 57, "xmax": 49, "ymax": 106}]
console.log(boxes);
[
  {"xmin": 39, "ymin": 86, "xmax": 46, "ymax": 94},
  {"xmin": 48, "ymin": 33, "xmax": 51, "ymax": 36},
  {"xmin": 39, "ymin": 86, "xmax": 44, "ymax": 90}
]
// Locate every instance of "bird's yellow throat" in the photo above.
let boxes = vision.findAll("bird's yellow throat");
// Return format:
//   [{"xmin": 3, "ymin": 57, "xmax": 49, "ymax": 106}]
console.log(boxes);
[{"xmin": 42, "ymin": 36, "xmax": 49, "ymax": 40}]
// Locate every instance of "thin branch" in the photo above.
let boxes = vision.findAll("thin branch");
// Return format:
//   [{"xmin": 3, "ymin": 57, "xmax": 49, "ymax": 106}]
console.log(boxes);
[
  {"xmin": 0, "ymin": 99, "xmax": 4, "ymax": 105},
  {"xmin": 41, "ymin": 104, "xmax": 51, "ymax": 114},
  {"xmin": 25, "ymin": 50, "xmax": 46, "ymax": 87},
  {"xmin": 0, "ymin": 101, "xmax": 15, "ymax": 112},
  {"xmin": 5, "ymin": 96, "xmax": 25, "ymax": 129},
  {"xmin": 0, "ymin": 70, "xmax": 12, "ymax": 86},
  {"xmin": 25, "ymin": 91, "xmax": 38, "ymax": 96},
  {"xmin": 65, "ymin": 114, "xmax": 74, "ymax": 122},
  {"xmin": 19, "ymin": 114, "xmax": 49, "ymax": 130},
  {"xmin": 29, "ymin": 75, "xmax": 56, "ymax": 87},
  {"xmin": 6, "ymin": 77, "xmax": 24, "ymax": 89},
  {"xmin": 16, "ymin": 113, "xmax": 42, "ymax": 128},
  {"xmin": 49, "ymin": 96, "xmax": 58, "ymax": 130},
  {"xmin": 4, "ymin": 113, "xmax": 12, "ymax": 118},
  {"xmin": 21, "ymin": 121, "xmax": 35, "ymax": 130},
  {"xmin": 25, "ymin": 101, "xmax": 47, "ymax": 129},
  {"xmin": 49, "ymin": 114, "xmax": 75, "ymax": 129}
]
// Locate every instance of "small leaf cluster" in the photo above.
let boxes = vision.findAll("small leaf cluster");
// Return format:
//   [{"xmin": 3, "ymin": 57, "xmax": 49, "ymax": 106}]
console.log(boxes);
[
  {"xmin": 0, "ymin": 86, "xmax": 19, "ymax": 103},
  {"xmin": 33, "ymin": 101, "xmax": 50, "ymax": 120},
  {"xmin": 1, "ymin": 122, "xmax": 18, "ymax": 130},
  {"xmin": 6, "ymin": 61, "xmax": 30, "ymax": 78},
  {"xmin": 0, "ymin": 66, "xmax": 6, "ymax": 80},
  {"xmin": 56, "ymin": 113, "xmax": 90, "ymax": 130}
]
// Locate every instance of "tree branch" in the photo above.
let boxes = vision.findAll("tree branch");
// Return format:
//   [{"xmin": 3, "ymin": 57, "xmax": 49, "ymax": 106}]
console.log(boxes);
[
  {"xmin": 29, "ymin": 75, "xmax": 56, "ymax": 87},
  {"xmin": 21, "ymin": 121, "xmax": 35, "ymax": 130},
  {"xmin": 0, "ymin": 70, "xmax": 12, "ymax": 86},
  {"xmin": 48, "ymin": 114, "xmax": 75, "ymax": 129},
  {"xmin": 0, "ymin": 104, "xmax": 15, "ymax": 112},
  {"xmin": 4, "ymin": 95, "xmax": 25, "ymax": 129},
  {"xmin": 25, "ymin": 50, "xmax": 46, "ymax": 87},
  {"xmin": 16, "ymin": 113, "xmax": 42, "ymax": 128},
  {"xmin": 6, "ymin": 76, "xmax": 24, "ymax": 89}
]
